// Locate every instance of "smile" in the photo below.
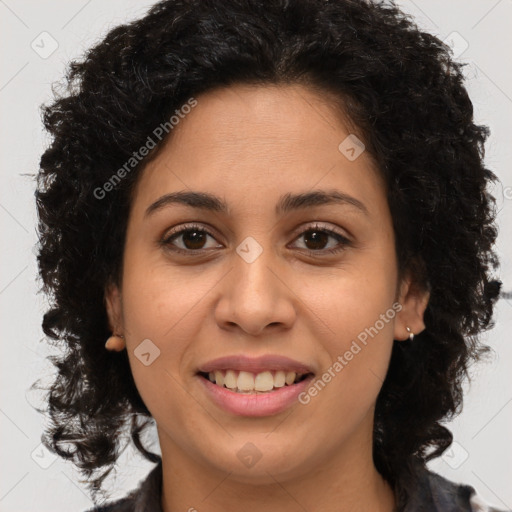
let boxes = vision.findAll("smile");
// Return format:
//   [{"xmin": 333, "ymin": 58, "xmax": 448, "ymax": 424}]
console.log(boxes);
[
  {"xmin": 198, "ymin": 369, "xmax": 311, "ymax": 393},
  {"xmin": 197, "ymin": 371, "xmax": 315, "ymax": 416}
]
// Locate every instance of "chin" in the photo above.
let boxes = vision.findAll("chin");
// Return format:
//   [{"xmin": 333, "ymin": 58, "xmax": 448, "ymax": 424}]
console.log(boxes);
[{"xmin": 202, "ymin": 438, "xmax": 312, "ymax": 484}]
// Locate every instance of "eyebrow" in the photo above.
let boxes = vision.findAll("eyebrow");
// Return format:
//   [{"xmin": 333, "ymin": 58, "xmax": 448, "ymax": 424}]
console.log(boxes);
[{"xmin": 144, "ymin": 189, "xmax": 369, "ymax": 219}]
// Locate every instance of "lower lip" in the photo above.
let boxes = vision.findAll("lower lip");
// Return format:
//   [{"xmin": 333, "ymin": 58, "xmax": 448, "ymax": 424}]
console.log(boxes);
[{"xmin": 197, "ymin": 374, "xmax": 315, "ymax": 417}]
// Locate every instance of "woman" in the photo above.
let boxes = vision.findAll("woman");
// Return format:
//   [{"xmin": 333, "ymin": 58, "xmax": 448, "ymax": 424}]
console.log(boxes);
[{"xmin": 34, "ymin": 0, "xmax": 507, "ymax": 511}]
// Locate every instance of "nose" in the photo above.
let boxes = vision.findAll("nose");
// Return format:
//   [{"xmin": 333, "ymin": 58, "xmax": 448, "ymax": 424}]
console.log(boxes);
[{"xmin": 214, "ymin": 242, "xmax": 297, "ymax": 337}]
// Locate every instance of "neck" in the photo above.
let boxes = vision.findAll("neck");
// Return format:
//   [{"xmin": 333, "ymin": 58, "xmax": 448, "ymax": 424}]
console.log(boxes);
[{"xmin": 158, "ymin": 414, "xmax": 396, "ymax": 512}]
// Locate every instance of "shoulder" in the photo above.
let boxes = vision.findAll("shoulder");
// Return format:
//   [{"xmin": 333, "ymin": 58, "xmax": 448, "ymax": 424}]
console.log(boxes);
[
  {"xmin": 82, "ymin": 459, "xmax": 163, "ymax": 512},
  {"xmin": 405, "ymin": 461, "xmax": 511, "ymax": 512}
]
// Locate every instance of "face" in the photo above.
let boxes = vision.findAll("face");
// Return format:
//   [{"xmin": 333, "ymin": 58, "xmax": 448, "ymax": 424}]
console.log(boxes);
[{"xmin": 106, "ymin": 83, "xmax": 429, "ymax": 484}]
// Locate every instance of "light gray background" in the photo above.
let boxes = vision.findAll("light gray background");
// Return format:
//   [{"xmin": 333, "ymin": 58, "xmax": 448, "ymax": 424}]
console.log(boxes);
[{"xmin": 1, "ymin": 1, "xmax": 511, "ymax": 511}]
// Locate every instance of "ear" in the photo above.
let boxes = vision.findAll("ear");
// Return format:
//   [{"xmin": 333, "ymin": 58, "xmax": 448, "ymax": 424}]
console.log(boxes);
[
  {"xmin": 104, "ymin": 281, "xmax": 124, "ymax": 335},
  {"xmin": 393, "ymin": 271, "xmax": 430, "ymax": 341}
]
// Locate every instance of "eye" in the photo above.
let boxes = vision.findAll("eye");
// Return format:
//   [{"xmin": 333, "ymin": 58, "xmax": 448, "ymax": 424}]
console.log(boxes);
[
  {"xmin": 160, "ymin": 222, "xmax": 351, "ymax": 256},
  {"xmin": 290, "ymin": 223, "xmax": 351, "ymax": 255},
  {"xmin": 161, "ymin": 223, "xmax": 221, "ymax": 254}
]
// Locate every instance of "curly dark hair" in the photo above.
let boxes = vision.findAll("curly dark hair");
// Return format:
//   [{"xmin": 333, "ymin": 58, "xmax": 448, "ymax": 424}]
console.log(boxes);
[{"xmin": 33, "ymin": 0, "xmax": 502, "ymax": 508}]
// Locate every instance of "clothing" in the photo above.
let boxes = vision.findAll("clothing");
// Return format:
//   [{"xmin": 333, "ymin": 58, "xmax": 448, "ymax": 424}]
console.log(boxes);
[{"xmin": 85, "ymin": 458, "xmax": 510, "ymax": 512}]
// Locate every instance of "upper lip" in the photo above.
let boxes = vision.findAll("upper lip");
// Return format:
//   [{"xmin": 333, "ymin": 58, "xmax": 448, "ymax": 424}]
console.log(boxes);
[{"xmin": 197, "ymin": 355, "xmax": 315, "ymax": 375}]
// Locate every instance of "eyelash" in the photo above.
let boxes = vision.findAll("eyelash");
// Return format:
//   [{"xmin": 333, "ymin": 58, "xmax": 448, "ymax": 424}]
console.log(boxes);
[{"xmin": 160, "ymin": 222, "xmax": 351, "ymax": 257}]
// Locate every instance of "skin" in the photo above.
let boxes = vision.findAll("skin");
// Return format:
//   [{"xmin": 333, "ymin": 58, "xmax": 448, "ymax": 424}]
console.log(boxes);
[{"xmin": 105, "ymin": 83, "xmax": 430, "ymax": 512}]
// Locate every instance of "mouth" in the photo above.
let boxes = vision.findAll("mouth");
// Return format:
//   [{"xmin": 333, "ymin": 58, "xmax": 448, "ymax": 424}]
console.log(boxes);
[
  {"xmin": 197, "ymin": 369, "xmax": 313, "ymax": 394},
  {"xmin": 196, "ymin": 369, "xmax": 316, "ymax": 416}
]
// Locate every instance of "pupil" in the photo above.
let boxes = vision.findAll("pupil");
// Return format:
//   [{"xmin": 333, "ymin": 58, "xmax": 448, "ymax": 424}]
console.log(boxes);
[
  {"xmin": 184, "ymin": 230, "xmax": 206, "ymax": 250},
  {"xmin": 304, "ymin": 230, "xmax": 327, "ymax": 250}
]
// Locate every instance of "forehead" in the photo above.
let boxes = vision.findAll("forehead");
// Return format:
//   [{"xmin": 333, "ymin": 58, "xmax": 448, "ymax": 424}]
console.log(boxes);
[
  {"xmin": 168, "ymin": 83, "xmax": 358, "ymax": 153},
  {"xmin": 129, "ymin": 83, "xmax": 385, "ymax": 219}
]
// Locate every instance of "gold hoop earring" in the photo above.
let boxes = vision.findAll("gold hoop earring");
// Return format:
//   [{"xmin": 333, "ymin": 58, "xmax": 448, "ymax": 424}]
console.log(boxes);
[
  {"xmin": 406, "ymin": 326, "xmax": 414, "ymax": 341},
  {"xmin": 105, "ymin": 334, "xmax": 125, "ymax": 352}
]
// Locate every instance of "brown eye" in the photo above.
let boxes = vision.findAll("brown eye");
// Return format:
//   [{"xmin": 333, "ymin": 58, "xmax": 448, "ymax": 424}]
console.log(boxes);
[
  {"xmin": 161, "ymin": 224, "xmax": 221, "ymax": 253},
  {"xmin": 302, "ymin": 229, "xmax": 330, "ymax": 250},
  {"xmin": 177, "ymin": 229, "xmax": 208, "ymax": 250},
  {"xmin": 161, "ymin": 222, "xmax": 351, "ymax": 256},
  {"xmin": 292, "ymin": 223, "xmax": 351, "ymax": 255}
]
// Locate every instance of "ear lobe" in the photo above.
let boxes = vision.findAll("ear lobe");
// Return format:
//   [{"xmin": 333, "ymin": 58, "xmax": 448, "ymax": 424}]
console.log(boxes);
[
  {"xmin": 394, "ymin": 273, "xmax": 430, "ymax": 341},
  {"xmin": 104, "ymin": 282, "xmax": 123, "ymax": 333}
]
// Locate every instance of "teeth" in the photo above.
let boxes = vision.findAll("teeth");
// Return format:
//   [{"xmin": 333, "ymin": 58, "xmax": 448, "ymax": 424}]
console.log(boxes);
[
  {"xmin": 204, "ymin": 369, "xmax": 307, "ymax": 392},
  {"xmin": 214, "ymin": 370, "xmax": 224, "ymax": 386},
  {"xmin": 254, "ymin": 371, "xmax": 274, "ymax": 391},
  {"xmin": 285, "ymin": 371, "xmax": 296, "ymax": 385},
  {"xmin": 224, "ymin": 369, "xmax": 237, "ymax": 389},
  {"xmin": 274, "ymin": 370, "xmax": 286, "ymax": 388},
  {"xmin": 237, "ymin": 371, "xmax": 255, "ymax": 391}
]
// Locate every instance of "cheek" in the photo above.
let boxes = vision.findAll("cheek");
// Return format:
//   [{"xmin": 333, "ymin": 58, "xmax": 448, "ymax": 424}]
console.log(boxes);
[
  {"xmin": 302, "ymin": 255, "xmax": 397, "ymax": 418},
  {"xmin": 302, "ymin": 302, "xmax": 395, "ymax": 431},
  {"xmin": 120, "ymin": 243, "xmax": 213, "ymax": 340},
  {"xmin": 119, "ymin": 249, "xmax": 226, "ymax": 408},
  {"xmin": 310, "ymin": 254, "xmax": 397, "ymax": 340}
]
